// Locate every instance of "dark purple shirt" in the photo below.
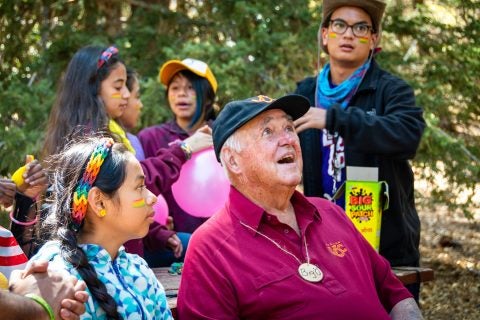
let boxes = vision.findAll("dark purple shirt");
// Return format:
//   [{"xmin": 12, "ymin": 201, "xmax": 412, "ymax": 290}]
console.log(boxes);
[
  {"xmin": 177, "ymin": 187, "xmax": 412, "ymax": 319},
  {"xmin": 138, "ymin": 120, "xmax": 208, "ymax": 233},
  {"xmin": 124, "ymin": 132, "xmax": 176, "ymax": 257}
]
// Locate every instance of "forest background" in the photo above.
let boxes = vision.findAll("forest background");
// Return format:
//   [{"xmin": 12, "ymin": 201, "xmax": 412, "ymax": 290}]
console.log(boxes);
[
  {"xmin": 0, "ymin": 1, "xmax": 479, "ymax": 318},
  {"xmin": 0, "ymin": 0, "xmax": 478, "ymax": 215}
]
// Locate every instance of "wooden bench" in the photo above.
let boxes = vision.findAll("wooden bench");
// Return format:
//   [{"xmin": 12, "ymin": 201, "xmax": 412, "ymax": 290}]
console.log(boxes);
[
  {"xmin": 392, "ymin": 266, "xmax": 434, "ymax": 286},
  {"xmin": 154, "ymin": 266, "xmax": 434, "ymax": 317},
  {"xmin": 152, "ymin": 268, "xmax": 180, "ymax": 318}
]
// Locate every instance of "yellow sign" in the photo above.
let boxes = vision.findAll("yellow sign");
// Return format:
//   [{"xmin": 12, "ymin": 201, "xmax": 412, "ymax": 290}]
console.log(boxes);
[{"xmin": 345, "ymin": 180, "xmax": 388, "ymax": 251}]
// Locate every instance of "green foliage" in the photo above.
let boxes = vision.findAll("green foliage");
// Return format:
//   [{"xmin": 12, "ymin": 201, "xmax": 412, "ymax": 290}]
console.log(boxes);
[{"xmin": 0, "ymin": 0, "xmax": 478, "ymax": 215}]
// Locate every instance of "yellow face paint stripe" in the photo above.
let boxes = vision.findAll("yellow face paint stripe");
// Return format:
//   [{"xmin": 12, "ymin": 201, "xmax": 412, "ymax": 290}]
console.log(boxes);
[
  {"xmin": 132, "ymin": 198, "xmax": 146, "ymax": 208},
  {"xmin": 111, "ymin": 93, "xmax": 122, "ymax": 99},
  {"xmin": 329, "ymin": 32, "xmax": 337, "ymax": 39}
]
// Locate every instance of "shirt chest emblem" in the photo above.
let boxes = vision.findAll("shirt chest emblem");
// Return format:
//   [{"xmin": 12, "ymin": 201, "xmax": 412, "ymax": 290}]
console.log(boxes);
[{"xmin": 326, "ymin": 241, "xmax": 348, "ymax": 257}]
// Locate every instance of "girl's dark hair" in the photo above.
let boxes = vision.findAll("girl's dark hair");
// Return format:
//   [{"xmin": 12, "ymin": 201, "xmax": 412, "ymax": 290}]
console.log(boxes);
[
  {"xmin": 166, "ymin": 70, "xmax": 216, "ymax": 129},
  {"xmin": 42, "ymin": 45, "xmax": 124, "ymax": 160},
  {"xmin": 126, "ymin": 68, "xmax": 138, "ymax": 92},
  {"xmin": 40, "ymin": 136, "xmax": 129, "ymax": 319}
]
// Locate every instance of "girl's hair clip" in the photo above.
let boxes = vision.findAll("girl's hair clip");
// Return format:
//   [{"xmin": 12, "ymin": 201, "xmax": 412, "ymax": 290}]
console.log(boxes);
[{"xmin": 97, "ymin": 46, "xmax": 119, "ymax": 69}]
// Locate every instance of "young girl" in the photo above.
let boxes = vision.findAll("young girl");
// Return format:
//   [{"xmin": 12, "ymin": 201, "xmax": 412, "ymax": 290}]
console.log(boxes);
[
  {"xmin": 32, "ymin": 136, "xmax": 173, "ymax": 319},
  {"xmin": 117, "ymin": 69, "xmax": 145, "ymax": 160},
  {"xmin": 41, "ymin": 45, "xmax": 195, "ymax": 260},
  {"xmin": 138, "ymin": 58, "xmax": 217, "ymax": 267},
  {"xmin": 118, "ymin": 69, "xmax": 184, "ymax": 260}
]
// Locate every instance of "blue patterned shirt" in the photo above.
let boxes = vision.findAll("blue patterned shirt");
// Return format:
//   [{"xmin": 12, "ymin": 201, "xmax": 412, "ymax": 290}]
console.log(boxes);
[{"xmin": 31, "ymin": 241, "xmax": 173, "ymax": 320}]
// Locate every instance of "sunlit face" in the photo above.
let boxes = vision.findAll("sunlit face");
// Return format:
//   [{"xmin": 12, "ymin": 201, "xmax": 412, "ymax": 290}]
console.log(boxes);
[
  {"xmin": 100, "ymin": 63, "xmax": 130, "ymax": 119},
  {"xmin": 118, "ymin": 78, "xmax": 143, "ymax": 130},
  {"xmin": 322, "ymin": 6, "xmax": 377, "ymax": 68},
  {"xmin": 103, "ymin": 153, "xmax": 157, "ymax": 242},
  {"xmin": 234, "ymin": 109, "xmax": 303, "ymax": 189},
  {"xmin": 167, "ymin": 73, "xmax": 197, "ymax": 123}
]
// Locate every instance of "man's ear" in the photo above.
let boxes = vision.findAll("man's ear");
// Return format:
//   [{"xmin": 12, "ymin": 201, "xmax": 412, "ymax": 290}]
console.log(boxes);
[
  {"xmin": 371, "ymin": 32, "xmax": 379, "ymax": 50},
  {"xmin": 87, "ymin": 186, "xmax": 106, "ymax": 217},
  {"xmin": 321, "ymin": 27, "xmax": 329, "ymax": 47},
  {"xmin": 221, "ymin": 147, "xmax": 241, "ymax": 175}
]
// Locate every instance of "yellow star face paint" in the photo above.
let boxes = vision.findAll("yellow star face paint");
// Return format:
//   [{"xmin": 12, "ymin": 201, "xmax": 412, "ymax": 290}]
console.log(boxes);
[
  {"xmin": 111, "ymin": 93, "xmax": 122, "ymax": 99},
  {"xmin": 132, "ymin": 198, "xmax": 146, "ymax": 208}
]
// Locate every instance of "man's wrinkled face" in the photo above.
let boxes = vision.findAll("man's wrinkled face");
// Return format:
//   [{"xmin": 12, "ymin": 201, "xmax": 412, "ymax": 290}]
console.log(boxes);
[{"xmin": 234, "ymin": 109, "xmax": 303, "ymax": 189}]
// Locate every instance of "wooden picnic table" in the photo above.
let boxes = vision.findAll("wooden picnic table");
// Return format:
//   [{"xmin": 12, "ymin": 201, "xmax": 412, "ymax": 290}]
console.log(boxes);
[{"xmin": 153, "ymin": 266, "xmax": 434, "ymax": 318}]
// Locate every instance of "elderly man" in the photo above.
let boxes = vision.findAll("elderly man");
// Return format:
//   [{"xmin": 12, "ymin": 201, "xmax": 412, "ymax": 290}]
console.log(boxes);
[
  {"xmin": 177, "ymin": 94, "xmax": 422, "ymax": 319},
  {"xmin": 294, "ymin": 0, "xmax": 425, "ymax": 300}
]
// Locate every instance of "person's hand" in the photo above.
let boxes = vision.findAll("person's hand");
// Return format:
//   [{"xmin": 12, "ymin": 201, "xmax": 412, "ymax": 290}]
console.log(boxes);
[
  {"xmin": 59, "ymin": 280, "xmax": 89, "ymax": 320},
  {"xmin": 10, "ymin": 260, "xmax": 89, "ymax": 320},
  {"xmin": 293, "ymin": 107, "xmax": 327, "ymax": 133},
  {"xmin": 0, "ymin": 178, "xmax": 16, "ymax": 207},
  {"xmin": 184, "ymin": 125, "xmax": 213, "ymax": 153},
  {"xmin": 166, "ymin": 216, "xmax": 174, "ymax": 231},
  {"xmin": 166, "ymin": 234, "xmax": 183, "ymax": 258},
  {"xmin": 18, "ymin": 159, "xmax": 48, "ymax": 199}
]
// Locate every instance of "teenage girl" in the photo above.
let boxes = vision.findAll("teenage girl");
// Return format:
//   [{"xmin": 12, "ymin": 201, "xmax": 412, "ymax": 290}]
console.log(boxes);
[
  {"xmin": 138, "ymin": 58, "xmax": 216, "ymax": 267},
  {"xmin": 41, "ymin": 45, "xmax": 193, "ymax": 259}
]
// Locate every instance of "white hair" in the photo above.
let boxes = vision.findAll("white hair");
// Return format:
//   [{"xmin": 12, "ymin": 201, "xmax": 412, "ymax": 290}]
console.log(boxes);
[
  {"xmin": 219, "ymin": 130, "xmax": 243, "ymax": 167},
  {"xmin": 219, "ymin": 130, "xmax": 249, "ymax": 187}
]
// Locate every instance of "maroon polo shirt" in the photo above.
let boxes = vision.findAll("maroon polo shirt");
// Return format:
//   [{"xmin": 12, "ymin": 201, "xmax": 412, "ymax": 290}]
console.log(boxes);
[{"xmin": 177, "ymin": 187, "xmax": 411, "ymax": 319}]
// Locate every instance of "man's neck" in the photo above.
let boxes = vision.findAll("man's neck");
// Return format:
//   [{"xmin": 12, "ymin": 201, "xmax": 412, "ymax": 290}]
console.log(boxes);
[
  {"xmin": 328, "ymin": 59, "xmax": 367, "ymax": 85},
  {"xmin": 236, "ymin": 185, "xmax": 300, "ymax": 235}
]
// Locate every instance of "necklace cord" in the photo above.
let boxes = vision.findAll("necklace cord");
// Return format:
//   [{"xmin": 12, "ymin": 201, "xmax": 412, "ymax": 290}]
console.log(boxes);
[{"xmin": 239, "ymin": 221, "xmax": 310, "ymax": 265}]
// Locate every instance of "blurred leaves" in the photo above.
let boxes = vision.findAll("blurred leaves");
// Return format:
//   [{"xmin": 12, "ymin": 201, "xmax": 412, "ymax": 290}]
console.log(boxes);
[{"xmin": 0, "ymin": 0, "xmax": 478, "ymax": 215}]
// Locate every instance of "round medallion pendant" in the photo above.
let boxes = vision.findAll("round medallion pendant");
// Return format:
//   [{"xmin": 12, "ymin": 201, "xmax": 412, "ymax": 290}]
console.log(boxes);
[{"xmin": 298, "ymin": 263, "xmax": 323, "ymax": 282}]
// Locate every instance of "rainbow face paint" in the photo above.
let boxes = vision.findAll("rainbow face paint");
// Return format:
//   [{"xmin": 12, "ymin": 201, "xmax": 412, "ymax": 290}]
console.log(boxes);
[
  {"xmin": 111, "ymin": 93, "xmax": 122, "ymax": 99},
  {"xmin": 132, "ymin": 198, "xmax": 146, "ymax": 208},
  {"xmin": 329, "ymin": 32, "xmax": 337, "ymax": 39},
  {"xmin": 358, "ymin": 37, "xmax": 369, "ymax": 44}
]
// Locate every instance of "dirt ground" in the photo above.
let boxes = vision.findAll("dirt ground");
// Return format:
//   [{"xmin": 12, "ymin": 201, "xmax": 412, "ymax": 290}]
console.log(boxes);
[{"xmin": 418, "ymin": 203, "xmax": 480, "ymax": 320}]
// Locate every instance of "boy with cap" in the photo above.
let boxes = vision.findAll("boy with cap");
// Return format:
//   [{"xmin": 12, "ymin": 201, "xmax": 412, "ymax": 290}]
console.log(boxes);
[
  {"xmin": 177, "ymin": 94, "xmax": 422, "ymax": 319},
  {"xmin": 293, "ymin": 0, "xmax": 426, "ymax": 300}
]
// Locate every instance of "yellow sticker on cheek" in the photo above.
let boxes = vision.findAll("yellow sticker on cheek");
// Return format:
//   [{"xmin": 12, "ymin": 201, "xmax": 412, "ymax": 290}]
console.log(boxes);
[
  {"xmin": 111, "ymin": 93, "xmax": 122, "ymax": 99},
  {"xmin": 132, "ymin": 198, "xmax": 146, "ymax": 208}
]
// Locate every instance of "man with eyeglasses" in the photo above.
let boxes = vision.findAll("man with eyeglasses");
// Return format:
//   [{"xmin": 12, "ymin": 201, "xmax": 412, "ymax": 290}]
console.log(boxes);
[{"xmin": 294, "ymin": 0, "xmax": 426, "ymax": 302}]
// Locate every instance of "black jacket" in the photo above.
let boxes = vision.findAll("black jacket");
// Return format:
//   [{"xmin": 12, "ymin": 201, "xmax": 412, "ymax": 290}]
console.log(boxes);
[{"xmin": 294, "ymin": 60, "xmax": 426, "ymax": 266}]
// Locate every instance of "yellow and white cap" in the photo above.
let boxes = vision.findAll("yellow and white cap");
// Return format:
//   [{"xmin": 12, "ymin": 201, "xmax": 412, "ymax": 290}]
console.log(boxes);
[{"xmin": 159, "ymin": 58, "xmax": 218, "ymax": 93}]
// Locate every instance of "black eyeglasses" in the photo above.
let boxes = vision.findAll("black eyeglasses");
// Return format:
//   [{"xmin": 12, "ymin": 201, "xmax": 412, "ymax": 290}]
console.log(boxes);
[{"xmin": 329, "ymin": 19, "xmax": 373, "ymax": 37}]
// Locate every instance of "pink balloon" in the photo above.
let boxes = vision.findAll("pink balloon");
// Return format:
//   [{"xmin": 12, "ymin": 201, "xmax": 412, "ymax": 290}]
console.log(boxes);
[
  {"xmin": 172, "ymin": 147, "xmax": 230, "ymax": 218},
  {"xmin": 153, "ymin": 194, "xmax": 169, "ymax": 225}
]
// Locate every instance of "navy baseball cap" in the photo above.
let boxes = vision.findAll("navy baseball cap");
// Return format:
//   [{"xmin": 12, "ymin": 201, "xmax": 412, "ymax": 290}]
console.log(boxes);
[{"xmin": 213, "ymin": 94, "xmax": 310, "ymax": 162}]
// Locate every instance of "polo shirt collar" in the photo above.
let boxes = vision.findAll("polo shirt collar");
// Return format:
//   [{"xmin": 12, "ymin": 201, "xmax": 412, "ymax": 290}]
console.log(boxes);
[{"xmin": 227, "ymin": 186, "xmax": 321, "ymax": 234}]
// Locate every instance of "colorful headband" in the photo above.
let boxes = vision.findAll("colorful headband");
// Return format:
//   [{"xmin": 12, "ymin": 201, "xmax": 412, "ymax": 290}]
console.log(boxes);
[
  {"xmin": 97, "ymin": 46, "xmax": 118, "ymax": 69},
  {"xmin": 71, "ymin": 138, "xmax": 114, "ymax": 232}
]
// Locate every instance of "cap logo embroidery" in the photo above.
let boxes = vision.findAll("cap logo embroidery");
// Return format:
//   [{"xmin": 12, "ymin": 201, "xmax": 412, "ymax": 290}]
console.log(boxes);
[
  {"xmin": 251, "ymin": 95, "xmax": 275, "ymax": 103},
  {"xmin": 326, "ymin": 241, "xmax": 348, "ymax": 257}
]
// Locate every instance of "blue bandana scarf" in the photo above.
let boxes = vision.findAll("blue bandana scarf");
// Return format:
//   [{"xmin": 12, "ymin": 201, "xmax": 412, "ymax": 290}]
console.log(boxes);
[
  {"xmin": 315, "ymin": 61, "xmax": 371, "ymax": 110},
  {"xmin": 315, "ymin": 60, "xmax": 371, "ymax": 208}
]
